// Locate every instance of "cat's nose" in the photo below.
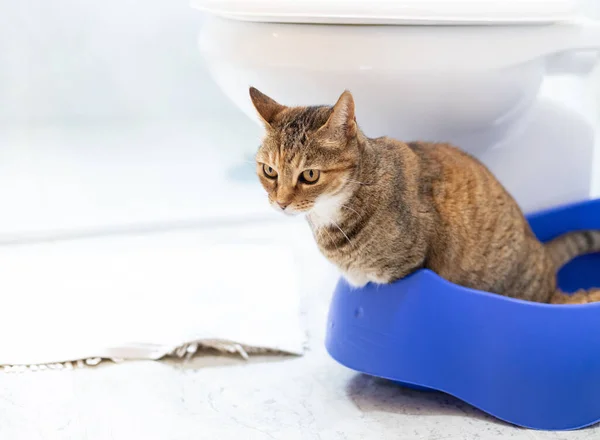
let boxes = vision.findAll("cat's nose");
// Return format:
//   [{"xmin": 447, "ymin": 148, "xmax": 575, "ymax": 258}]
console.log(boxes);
[{"xmin": 277, "ymin": 201, "xmax": 290, "ymax": 210}]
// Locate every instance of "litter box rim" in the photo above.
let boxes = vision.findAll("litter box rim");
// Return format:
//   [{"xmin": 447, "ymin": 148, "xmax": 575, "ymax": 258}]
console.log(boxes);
[{"xmin": 325, "ymin": 198, "xmax": 600, "ymax": 431}]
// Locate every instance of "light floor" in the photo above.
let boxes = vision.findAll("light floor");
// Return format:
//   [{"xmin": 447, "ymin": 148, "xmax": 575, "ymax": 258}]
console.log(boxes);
[
  {"xmin": 0, "ymin": 122, "xmax": 599, "ymax": 439},
  {"xmin": 1, "ymin": 268, "xmax": 599, "ymax": 440}
]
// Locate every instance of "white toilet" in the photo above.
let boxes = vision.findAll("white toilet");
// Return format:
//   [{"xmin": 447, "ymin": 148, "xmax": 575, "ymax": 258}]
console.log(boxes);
[{"xmin": 193, "ymin": 0, "xmax": 600, "ymax": 213}]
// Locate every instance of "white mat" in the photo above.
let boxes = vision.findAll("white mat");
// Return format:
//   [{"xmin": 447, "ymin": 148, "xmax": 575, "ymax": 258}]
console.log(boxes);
[{"xmin": 0, "ymin": 222, "xmax": 306, "ymax": 366}]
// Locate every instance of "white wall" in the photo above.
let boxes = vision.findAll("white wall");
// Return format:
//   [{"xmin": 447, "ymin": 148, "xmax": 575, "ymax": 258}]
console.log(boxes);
[
  {"xmin": 0, "ymin": 0, "xmax": 238, "ymax": 126},
  {"xmin": 0, "ymin": 0, "xmax": 268, "ymax": 239},
  {"xmin": 587, "ymin": 1, "xmax": 600, "ymax": 107}
]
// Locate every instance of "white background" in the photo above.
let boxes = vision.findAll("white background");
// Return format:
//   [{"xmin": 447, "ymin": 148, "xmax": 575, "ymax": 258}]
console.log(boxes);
[
  {"xmin": 0, "ymin": 0, "xmax": 599, "ymax": 241},
  {"xmin": 0, "ymin": 0, "xmax": 281, "ymax": 239}
]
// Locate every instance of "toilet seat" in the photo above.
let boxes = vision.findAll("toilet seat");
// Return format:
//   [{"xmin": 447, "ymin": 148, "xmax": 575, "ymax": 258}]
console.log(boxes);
[
  {"xmin": 198, "ymin": 17, "xmax": 600, "ymax": 72},
  {"xmin": 191, "ymin": 0, "xmax": 578, "ymax": 25}
]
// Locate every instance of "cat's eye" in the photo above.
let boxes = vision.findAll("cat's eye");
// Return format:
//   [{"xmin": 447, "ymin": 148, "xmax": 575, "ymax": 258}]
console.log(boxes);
[
  {"xmin": 300, "ymin": 169, "xmax": 320, "ymax": 184},
  {"xmin": 263, "ymin": 164, "xmax": 278, "ymax": 179}
]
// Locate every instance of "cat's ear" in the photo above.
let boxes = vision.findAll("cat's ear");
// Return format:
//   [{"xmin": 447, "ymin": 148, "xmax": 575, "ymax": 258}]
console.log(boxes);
[
  {"xmin": 319, "ymin": 90, "xmax": 357, "ymax": 140},
  {"xmin": 249, "ymin": 87, "xmax": 286, "ymax": 128}
]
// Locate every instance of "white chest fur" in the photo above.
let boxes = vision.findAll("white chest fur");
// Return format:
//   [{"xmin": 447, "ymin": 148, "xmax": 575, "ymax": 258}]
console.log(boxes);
[{"xmin": 307, "ymin": 192, "xmax": 348, "ymax": 229}]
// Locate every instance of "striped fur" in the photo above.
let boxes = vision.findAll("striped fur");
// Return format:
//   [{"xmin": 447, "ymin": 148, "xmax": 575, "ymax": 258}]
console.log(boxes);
[
  {"xmin": 547, "ymin": 231, "xmax": 600, "ymax": 304},
  {"xmin": 546, "ymin": 230, "xmax": 600, "ymax": 269},
  {"xmin": 250, "ymin": 87, "xmax": 600, "ymax": 304}
]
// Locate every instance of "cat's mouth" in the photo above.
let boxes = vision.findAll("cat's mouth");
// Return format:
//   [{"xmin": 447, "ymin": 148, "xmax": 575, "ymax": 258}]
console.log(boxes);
[{"xmin": 271, "ymin": 203, "xmax": 302, "ymax": 217}]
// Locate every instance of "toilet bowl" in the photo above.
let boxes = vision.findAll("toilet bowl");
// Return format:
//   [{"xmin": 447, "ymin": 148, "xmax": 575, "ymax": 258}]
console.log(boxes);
[{"xmin": 192, "ymin": 0, "xmax": 600, "ymax": 213}]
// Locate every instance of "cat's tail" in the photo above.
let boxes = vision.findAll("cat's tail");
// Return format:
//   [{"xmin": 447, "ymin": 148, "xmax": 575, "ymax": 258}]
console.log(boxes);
[
  {"xmin": 545, "ymin": 230, "xmax": 600, "ymax": 269},
  {"xmin": 545, "ymin": 230, "xmax": 600, "ymax": 305},
  {"xmin": 550, "ymin": 288, "xmax": 600, "ymax": 304}
]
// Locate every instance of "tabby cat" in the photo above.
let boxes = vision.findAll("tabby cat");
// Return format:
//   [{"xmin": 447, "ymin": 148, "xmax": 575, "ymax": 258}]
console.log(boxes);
[{"xmin": 250, "ymin": 87, "xmax": 600, "ymax": 304}]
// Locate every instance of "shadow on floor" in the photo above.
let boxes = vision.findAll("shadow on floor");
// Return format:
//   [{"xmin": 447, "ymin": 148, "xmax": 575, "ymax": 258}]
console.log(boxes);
[{"xmin": 346, "ymin": 373, "xmax": 510, "ymax": 427}]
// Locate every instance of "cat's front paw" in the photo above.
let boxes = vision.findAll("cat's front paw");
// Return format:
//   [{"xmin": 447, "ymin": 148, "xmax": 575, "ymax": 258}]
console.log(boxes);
[
  {"xmin": 343, "ymin": 270, "xmax": 392, "ymax": 288},
  {"xmin": 343, "ymin": 271, "xmax": 370, "ymax": 288}
]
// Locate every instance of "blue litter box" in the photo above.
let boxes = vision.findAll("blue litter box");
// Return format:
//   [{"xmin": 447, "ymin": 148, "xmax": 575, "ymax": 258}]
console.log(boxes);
[{"xmin": 326, "ymin": 198, "xmax": 600, "ymax": 431}]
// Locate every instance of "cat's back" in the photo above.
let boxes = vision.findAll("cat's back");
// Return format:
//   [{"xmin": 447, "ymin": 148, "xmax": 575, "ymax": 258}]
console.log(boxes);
[
  {"xmin": 403, "ymin": 141, "xmax": 540, "ymax": 294},
  {"xmin": 406, "ymin": 141, "xmax": 511, "ymax": 201},
  {"xmin": 370, "ymin": 138, "xmax": 515, "ymax": 222},
  {"xmin": 406, "ymin": 140, "xmax": 485, "ymax": 173}
]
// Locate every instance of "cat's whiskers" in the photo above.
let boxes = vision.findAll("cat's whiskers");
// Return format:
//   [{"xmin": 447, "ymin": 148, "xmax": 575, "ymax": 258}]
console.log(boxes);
[
  {"xmin": 328, "ymin": 217, "xmax": 352, "ymax": 247},
  {"xmin": 340, "ymin": 204, "xmax": 361, "ymax": 218},
  {"xmin": 306, "ymin": 215, "xmax": 315, "ymax": 232},
  {"xmin": 307, "ymin": 215, "xmax": 339, "ymax": 251}
]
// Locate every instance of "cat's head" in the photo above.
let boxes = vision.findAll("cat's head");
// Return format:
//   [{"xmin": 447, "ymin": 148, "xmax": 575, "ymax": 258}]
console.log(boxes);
[{"xmin": 250, "ymin": 87, "xmax": 360, "ymax": 216}]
